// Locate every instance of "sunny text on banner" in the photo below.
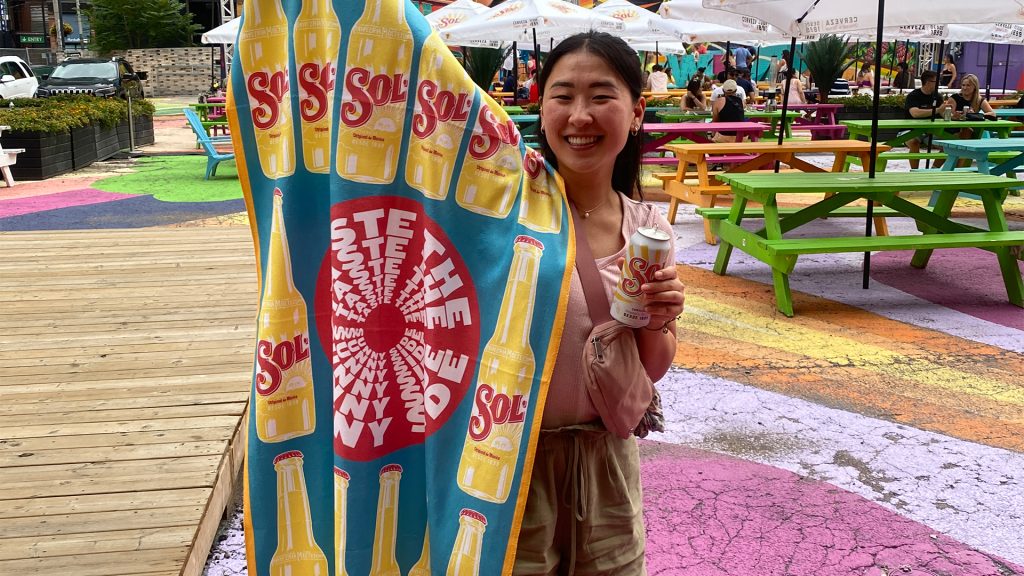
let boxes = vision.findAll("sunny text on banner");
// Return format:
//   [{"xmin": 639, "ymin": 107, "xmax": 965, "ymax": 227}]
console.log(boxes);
[
  {"xmin": 239, "ymin": 0, "xmax": 295, "ymax": 178},
  {"xmin": 254, "ymin": 191, "xmax": 316, "ymax": 443},
  {"xmin": 338, "ymin": 0, "xmax": 414, "ymax": 184},
  {"xmin": 457, "ymin": 236, "xmax": 542, "ymax": 503},
  {"xmin": 294, "ymin": 0, "xmax": 342, "ymax": 173}
]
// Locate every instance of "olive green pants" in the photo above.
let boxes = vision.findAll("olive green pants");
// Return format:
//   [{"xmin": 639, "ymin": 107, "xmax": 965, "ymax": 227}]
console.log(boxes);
[{"xmin": 513, "ymin": 424, "xmax": 646, "ymax": 576}]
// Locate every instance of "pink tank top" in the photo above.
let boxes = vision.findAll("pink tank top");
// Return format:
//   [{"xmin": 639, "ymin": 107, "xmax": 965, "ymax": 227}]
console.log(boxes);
[{"xmin": 541, "ymin": 195, "xmax": 676, "ymax": 429}]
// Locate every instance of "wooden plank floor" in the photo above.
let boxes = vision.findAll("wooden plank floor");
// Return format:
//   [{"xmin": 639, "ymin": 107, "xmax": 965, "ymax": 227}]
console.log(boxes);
[{"xmin": 0, "ymin": 227, "xmax": 258, "ymax": 576}]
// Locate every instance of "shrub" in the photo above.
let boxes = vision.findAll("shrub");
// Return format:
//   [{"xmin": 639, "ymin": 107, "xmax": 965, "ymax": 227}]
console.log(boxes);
[
  {"xmin": 0, "ymin": 95, "xmax": 155, "ymax": 133},
  {"xmin": 826, "ymin": 93, "xmax": 905, "ymax": 111}
]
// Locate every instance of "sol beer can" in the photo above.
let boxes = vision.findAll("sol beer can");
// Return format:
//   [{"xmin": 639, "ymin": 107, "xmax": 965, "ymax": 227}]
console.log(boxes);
[{"xmin": 610, "ymin": 226, "xmax": 671, "ymax": 328}]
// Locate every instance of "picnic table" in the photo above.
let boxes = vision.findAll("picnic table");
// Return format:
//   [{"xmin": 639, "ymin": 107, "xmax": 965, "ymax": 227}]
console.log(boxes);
[
  {"xmin": 709, "ymin": 171, "xmax": 1024, "ymax": 316},
  {"xmin": 933, "ymin": 138, "xmax": 1024, "ymax": 177},
  {"xmin": 842, "ymin": 118, "xmax": 1020, "ymax": 147},
  {"xmin": 994, "ymin": 108, "xmax": 1024, "ymax": 119},
  {"xmin": 641, "ymin": 121, "xmax": 768, "ymax": 155},
  {"xmin": 660, "ymin": 140, "xmax": 889, "ymax": 243},
  {"xmin": 655, "ymin": 109, "xmax": 794, "ymax": 139},
  {"xmin": 190, "ymin": 102, "xmax": 229, "ymax": 137},
  {"xmin": 509, "ymin": 113, "xmax": 540, "ymax": 144}
]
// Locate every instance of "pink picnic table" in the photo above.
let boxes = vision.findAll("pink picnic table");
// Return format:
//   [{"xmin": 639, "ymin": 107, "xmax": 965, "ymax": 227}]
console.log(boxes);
[
  {"xmin": 755, "ymin": 103, "xmax": 844, "ymax": 125},
  {"xmin": 641, "ymin": 121, "xmax": 769, "ymax": 154}
]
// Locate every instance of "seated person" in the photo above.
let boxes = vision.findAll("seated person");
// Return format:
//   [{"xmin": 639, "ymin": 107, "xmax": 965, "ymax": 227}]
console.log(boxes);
[
  {"xmin": 857, "ymin": 64, "xmax": 874, "ymax": 92},
  {"xmin": 778, "ymin": 69, "xmax": 806, "ymax": 104},
  {"xmin": 944, "ymin": 73, "xmax": 995, "ymax": 145},
  {"xmin": 681, "ymin": 78, "xmax": 707, "ymax": 111},
  {"xmin": 830, "ymin": 77, "xmax": 852, "ymax": 96},
  {"xmin": 648, "ymin": 64, "xmax": 669, "ymax": 93},
  {"xmin": 893, "ymin": 62, "xmax": 913, "ymax": 90},
  {"xmin": 736, "ymin": 69, "xmax": 757, "ymax": 105},
  {"xmin": 904, "ymin": 70, "xmax": 950, "ymax": 168},
  {"xmin": 710, "ymin": 69, "xmax": 746, "ymax": 103},
  {"xmin": 712, "ymin": 79, "xmax": 746, "ymax": 143},
  {"xmin": 502, "ymin": 72, "xmax": 517, "ymax": 96}
]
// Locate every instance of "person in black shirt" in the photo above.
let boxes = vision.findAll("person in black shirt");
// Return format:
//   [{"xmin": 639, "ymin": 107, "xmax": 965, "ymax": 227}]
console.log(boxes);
[
  {"xmin": 903, "ymin": 70, "xmax": 950, "ymax": 168},
  {"xmin": 893, "ymin": 62, "xmax": 913, "ymax": 90},
  {"xmin": 712, "ymin": 79, "xmax": 746, "ymax": 142}
]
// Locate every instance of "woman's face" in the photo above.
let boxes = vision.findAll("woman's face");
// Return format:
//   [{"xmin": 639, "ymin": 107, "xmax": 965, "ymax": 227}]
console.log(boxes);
[
  {"xmin": 540, "ymin": 50, "xmax": 643, "ymax": 185},
  {"xmin": 961, "ymin": 79, "xmax": 976, "ymax": 98}
]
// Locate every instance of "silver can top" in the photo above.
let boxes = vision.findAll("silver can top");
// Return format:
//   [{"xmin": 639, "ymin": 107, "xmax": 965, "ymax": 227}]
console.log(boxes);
[{"xmin": 636, "ymin": 226, "xmax": 670, "ymax": 242}]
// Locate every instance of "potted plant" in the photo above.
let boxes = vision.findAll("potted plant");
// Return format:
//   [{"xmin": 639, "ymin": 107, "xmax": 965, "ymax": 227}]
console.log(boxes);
[
  {"xmin": 463, "ymin": 46, "xmax": 513, "ymax": 94},
  {"xmin": 802, "ymin": 34, "xmax": 856, "ymax": 99}
]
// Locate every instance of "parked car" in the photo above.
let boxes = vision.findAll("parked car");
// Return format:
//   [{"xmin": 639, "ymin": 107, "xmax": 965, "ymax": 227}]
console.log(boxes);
[
  {"xmin": 31, "ymin": 64, "xmax": 55, "ymax": 80},
  {"xmin": 0, "ymin": 55, "xmax": 39, "ymax": 99},
  {"xmin": 35, "ymin": 57, "xmax": 147, "ymax": 99}
]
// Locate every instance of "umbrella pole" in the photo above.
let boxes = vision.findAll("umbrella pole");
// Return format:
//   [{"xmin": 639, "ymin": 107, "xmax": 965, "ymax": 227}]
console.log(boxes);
[
  {"xmin": 935, "ymin": 40, "xmax": 944, "ymax": 73},
  {"xmin": 984, "ymin": 43, "xmax": 995, "ymax": 102},
  {"xmin": 924, "ymin": 39, "xmax": 944, "ymax": 169},
  {"xmin": 753, "ymin": 44, "xmax": 761, "ymax": 82},
  {"xmin": 775, "ymin": 36, "xmax": 797, "ymax": 172},
  {"xmin": 512, "ymin": 41, "xmax": 518, "ymax": 105},
  {"xmin": 533, "ymin": 28, "xmax": 540, "ymax": 70},
  {"xmin": 1002, "ymin": 45, "xmax": 1012, "ymax": 96},
  {"xmin": 724, "ymin": 41, "xmax": 731, "ymax": 75},
  {"xmin": 863, "ymin": 0, "xmax": 887, "ymax": 289}
]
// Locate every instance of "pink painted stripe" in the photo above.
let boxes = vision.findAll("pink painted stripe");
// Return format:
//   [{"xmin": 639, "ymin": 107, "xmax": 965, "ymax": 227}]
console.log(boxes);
[
  {"xmin": 0, "ymin": 188, "xmax": 136, "ymax": 218},
  {"xmin": 871, "ymin": 249, "xmax": 1024, "ymax": 331},
  {"xmin": 640, "ymin": 441, "xmax": 1023, "ymax": 575}
]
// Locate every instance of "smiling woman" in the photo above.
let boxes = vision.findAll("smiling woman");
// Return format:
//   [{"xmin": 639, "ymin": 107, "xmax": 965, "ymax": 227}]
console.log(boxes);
[{"xmin": 515, "ymin": 31, "xmax": 686, "ymax": 576}]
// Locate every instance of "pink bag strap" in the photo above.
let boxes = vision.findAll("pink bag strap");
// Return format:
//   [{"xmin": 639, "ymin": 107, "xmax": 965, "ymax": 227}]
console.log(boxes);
[{"xmin": 569, "ymin": 202, "xmax": 614, "ymax": 325}]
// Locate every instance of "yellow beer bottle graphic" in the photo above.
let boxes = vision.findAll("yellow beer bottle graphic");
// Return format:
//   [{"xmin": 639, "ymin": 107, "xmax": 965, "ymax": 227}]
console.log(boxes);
[
  {"xmin": 334, "ymin": 467, "xmax": 350, "ymax": 576},
  {"xmin": 294, "ymin": 0, "xmax": 341, "ymax": 173},
  {"xmin": 270, "ymin": 451, "xmax": 329, "ymax": 576},
  {"xmin": 337, "ymin": 0, "xmax": 414, "ymax": 184},
  {"xmin": 447, "ymin": 509, "xmax": 487, "ymax": 576},
  {"xmin": 369, "ymin": 464, "xmax": 403, "ymax": 576},
  {"xmin": 407, "ymin": 527, "xmax": 430, "ymax": 576},
  {"xmin": 405, "ymin": 33, "xmax": 475, "ymax": 200},
  {"xmin": 455, "ymin": 98, "xmax": 523, "ymax": 219},
  {"xmin": 518, "ymin": 147, "xmax": 563, "ymax": 234},
  {"xmin": 238, "ymin": 0, "xmax": 295, "ymax": 178},
  {"xmin": 457, "ymin": 236, "xmax": 542, "ymax": 503},
  {"xmin": 254, "ymin": 190, "xmax": 316, "ymax": 443}
]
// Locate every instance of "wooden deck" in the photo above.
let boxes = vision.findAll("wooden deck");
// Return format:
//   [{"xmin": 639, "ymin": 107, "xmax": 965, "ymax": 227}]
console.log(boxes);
[{"xmin": 0, "ymin": 227, "xmax": 257, "ymax": 576}]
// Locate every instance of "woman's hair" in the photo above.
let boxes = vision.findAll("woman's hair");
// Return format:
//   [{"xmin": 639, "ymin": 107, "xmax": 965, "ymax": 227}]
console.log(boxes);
[
  {"xmin": 960, "ymin": 73, "xmax": 982, "ymax": 111},
  {"xmin": 686, "ymin": 78, "xmax": 702, "ymax": 95},
  {"xmin": 945, "ymin": 53, "xmax": 955, "ymax": 64},
  {"xmin": 538, "ymin": 31, "xmax": 644, "ymax": 199}
]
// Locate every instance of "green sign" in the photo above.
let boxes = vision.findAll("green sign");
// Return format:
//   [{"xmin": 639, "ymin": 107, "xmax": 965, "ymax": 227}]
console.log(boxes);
[{"xmin": 17, "ymin": 33, "xmax": 46, "ymax": 46}]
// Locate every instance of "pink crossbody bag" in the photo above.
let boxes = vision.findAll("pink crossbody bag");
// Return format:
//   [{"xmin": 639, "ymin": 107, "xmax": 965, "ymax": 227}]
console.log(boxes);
[{"xmin": 571, "ymin": 202, "xmax": 664, "ymax": 439}]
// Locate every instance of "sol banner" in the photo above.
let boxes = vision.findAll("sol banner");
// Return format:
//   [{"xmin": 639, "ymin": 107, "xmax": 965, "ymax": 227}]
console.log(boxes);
[{"xmin": 227, "ymin": 0, "xmax": 573, "ymax": 574}]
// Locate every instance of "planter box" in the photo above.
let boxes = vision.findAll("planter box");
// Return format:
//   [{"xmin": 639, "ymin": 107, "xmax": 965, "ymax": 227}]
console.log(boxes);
[
  {"xmin": 5, "ymin": 131, "xmax": 73, "ymax": 180},
  {"xmin": 118, "ymin": 115, "xmax": 155, "ymax": 149},
  {"xmin": 70, "ymin": 125, "xmax": 98, "ymax": 170},
  {"xmin": 95, "ymin": 124, "xmax": 122, "ymax": 161}
]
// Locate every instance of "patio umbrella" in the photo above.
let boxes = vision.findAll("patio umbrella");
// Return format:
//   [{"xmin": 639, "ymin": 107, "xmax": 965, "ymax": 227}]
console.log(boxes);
[
  {"xmin": 704, "ymin": 0, "xmax": 1024, "ymax": 287},
  {"xmin": 201, "ymin": 17, "xmax": 239, "ymax": 45},
  {"xmin": 425, "ymin": 0, "xmax": 503, "ymax": 48},
  {"xmin": 441, "ymin": 0, "xmax": 623, "ymax": 47},
  {"xmin": 593, "ymin": 0, "xmax": 694, "ymax": 42}
]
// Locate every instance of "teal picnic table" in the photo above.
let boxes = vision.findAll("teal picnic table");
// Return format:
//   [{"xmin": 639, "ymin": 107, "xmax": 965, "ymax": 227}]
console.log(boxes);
[
  {"xmin": 656, "ymin": 109, "xmax": 794, "ymax": 138},
  {"xmin": 933, "ymin": 138, "xmax": 1024, "ymax": 177},
  {"xmin": 708, "ymin": 172, "xmax": 1024, "ymax": 316},
  {"xmin": 994, "ymin": 108, "xmax": 1024, "ymax": 119}
]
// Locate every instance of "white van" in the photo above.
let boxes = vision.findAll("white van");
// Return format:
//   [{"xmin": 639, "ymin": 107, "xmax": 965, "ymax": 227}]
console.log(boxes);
[{"xmin": 0, "ymin": 56, "xmax": 39, "ymax": 99}]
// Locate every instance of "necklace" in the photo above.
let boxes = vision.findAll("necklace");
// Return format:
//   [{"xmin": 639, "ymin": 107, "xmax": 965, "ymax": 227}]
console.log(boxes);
[{"xmin": 578, "ymin": 196, "xmax": 609, "ymax": 219}]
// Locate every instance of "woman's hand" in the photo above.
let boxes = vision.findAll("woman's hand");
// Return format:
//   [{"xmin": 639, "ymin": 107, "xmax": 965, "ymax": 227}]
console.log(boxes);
[{"xmin": 640, "ymin": 266, "xmax": 685, "ymax": 330}]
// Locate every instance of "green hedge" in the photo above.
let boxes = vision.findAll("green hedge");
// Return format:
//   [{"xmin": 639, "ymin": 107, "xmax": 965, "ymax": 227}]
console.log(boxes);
[
  {"xmin": 0, "ymin": 95, "xmax": 156, "ymax": 134},
  {"xmin": 826, "ymin": 93, "xmax": 906, "ymax": 111}
]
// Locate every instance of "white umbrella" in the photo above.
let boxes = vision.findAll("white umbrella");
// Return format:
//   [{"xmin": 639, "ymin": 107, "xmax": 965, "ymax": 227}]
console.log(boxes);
[
  {"xmin": 591, "ymin": 0, "xmax": 692, "ymax": 42},
  {"xmin": 660, "ymin": 0, "xmax": 782, "ymax": 38},
  {"xmin": 441, "ymin": 0, "xmax": 623, "ymax": 45},
  {"xmin": 426, "ymin": 0, "xmax": 505, "ymax": 48},
  {"xmin": 201, "ymin": 17, "xmax": 239, "ymax": 45},
  {"xmin": 702, "ymin": 0, "xmax": 1024, "ymax": 37}
]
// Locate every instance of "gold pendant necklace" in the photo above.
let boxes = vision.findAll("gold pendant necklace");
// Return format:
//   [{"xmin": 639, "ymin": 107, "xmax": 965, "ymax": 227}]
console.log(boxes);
[{"xmin": 579, "ymin": 197, "xmax": 608, "ymax": 219}]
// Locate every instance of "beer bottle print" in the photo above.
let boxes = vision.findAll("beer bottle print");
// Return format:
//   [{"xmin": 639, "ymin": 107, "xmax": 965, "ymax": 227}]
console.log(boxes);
[
  {"xmin": 447, "ymin": 509, "xmax": 487, "ymax": 576},
  {"xmin": 294, "ymin": 0, "xmax": 341, "ymax": 173},
  {"xmin": 270, "ymin": 451, "xmax": 329, "ymax": 576},
  {"xmin": 334, "ymin": 467, "xmax": 350, "ymax": 576},
  {"xmin": 455, "ymin": 98, "xmax": 523, "ymax": 219},
  {"xmin": 369, "ymin": 464, "xmax": 402, "ymax": 576}
]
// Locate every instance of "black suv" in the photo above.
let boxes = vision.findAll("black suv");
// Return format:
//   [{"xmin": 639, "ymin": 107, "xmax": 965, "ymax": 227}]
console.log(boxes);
[{"xmin": 35, "ymin": 57, "xmax": 147, "ymax": 99}]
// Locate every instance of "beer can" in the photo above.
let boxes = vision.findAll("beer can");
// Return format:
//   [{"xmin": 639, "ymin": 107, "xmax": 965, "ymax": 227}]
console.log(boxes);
[{"xmin": 611, "ymin": 226, "xmax": 672, "ymax": 328}]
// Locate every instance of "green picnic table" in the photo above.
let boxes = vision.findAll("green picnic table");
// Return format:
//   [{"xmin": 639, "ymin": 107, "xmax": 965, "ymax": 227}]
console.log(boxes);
[
  {"xmin": 708, "ymin": 171, "xmax": 1024, "ymax": 316},
  {"xmin": 656, "ymin": 109, "xmax": 794, "ymax": 138},
  {"xmin": 502, "ymin": 105, "xmax": 526, "ymax": 114},
  {"xmin": 842, "ymin": 118, "xmax": 1020, "ymax": 147}
]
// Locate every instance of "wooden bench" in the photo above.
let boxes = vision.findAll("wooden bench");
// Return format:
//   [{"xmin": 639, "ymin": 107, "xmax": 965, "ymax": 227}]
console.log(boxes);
[{"xmin": 0, "ymin": 125, "xmax": 24, "ymax": 187}]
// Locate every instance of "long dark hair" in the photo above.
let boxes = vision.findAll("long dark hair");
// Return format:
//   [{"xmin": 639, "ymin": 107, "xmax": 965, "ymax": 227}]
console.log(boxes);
[{"xmin": 536, "ymin": 31, "xmax": 644, "ymax": 200}]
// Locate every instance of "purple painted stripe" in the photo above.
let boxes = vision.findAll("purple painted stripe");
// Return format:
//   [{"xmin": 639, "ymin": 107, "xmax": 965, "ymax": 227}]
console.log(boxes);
[
  {"xmin": 870, "ymin": 249, "xmax": 1024, "ymax": 331},
  {"xmin": 640, "ymin": 441, "xmax": 1023, "ymax": 576},
  {"xmin": 0, "ymin": 189, "xmax": 137, "ymax": 218}
]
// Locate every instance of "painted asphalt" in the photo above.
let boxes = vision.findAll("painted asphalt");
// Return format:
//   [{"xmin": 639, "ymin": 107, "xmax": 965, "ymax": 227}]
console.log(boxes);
[{"xmin": 2, "ymin": 111, "xmax": 1020, "ymax": 575}]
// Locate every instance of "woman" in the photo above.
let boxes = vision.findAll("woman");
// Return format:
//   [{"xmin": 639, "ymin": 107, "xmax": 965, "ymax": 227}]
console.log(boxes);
[
  {"xmin": 940, "ymin": 53, "xmax": 957, "ymax": 88},
  {"xmin": 778, "ymin": 68, "xmax": 806, "ymax": 105},
  {"xmin": 681, "ymin": 77, "xmax": 707, "ymax": 111},
  {"xmin": 945, "ymin": 73, "xmax": 995, "ymax": 143},
  {"xmin": 857, "ymin": 64, "xmax": 874, "ymax": 92},
  {"xmin": 893, "ymin": 61, "xmax": 913, "ymax": 90},
  {"xmin": 521, "ymin": 31, "xmax": 685, "ymax": 575}
]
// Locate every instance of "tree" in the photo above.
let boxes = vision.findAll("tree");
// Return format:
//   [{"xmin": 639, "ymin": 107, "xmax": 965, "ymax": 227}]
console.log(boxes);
[{"xmin": 86, "ymin": 0, "xmax": 201, "ymax": 52}]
